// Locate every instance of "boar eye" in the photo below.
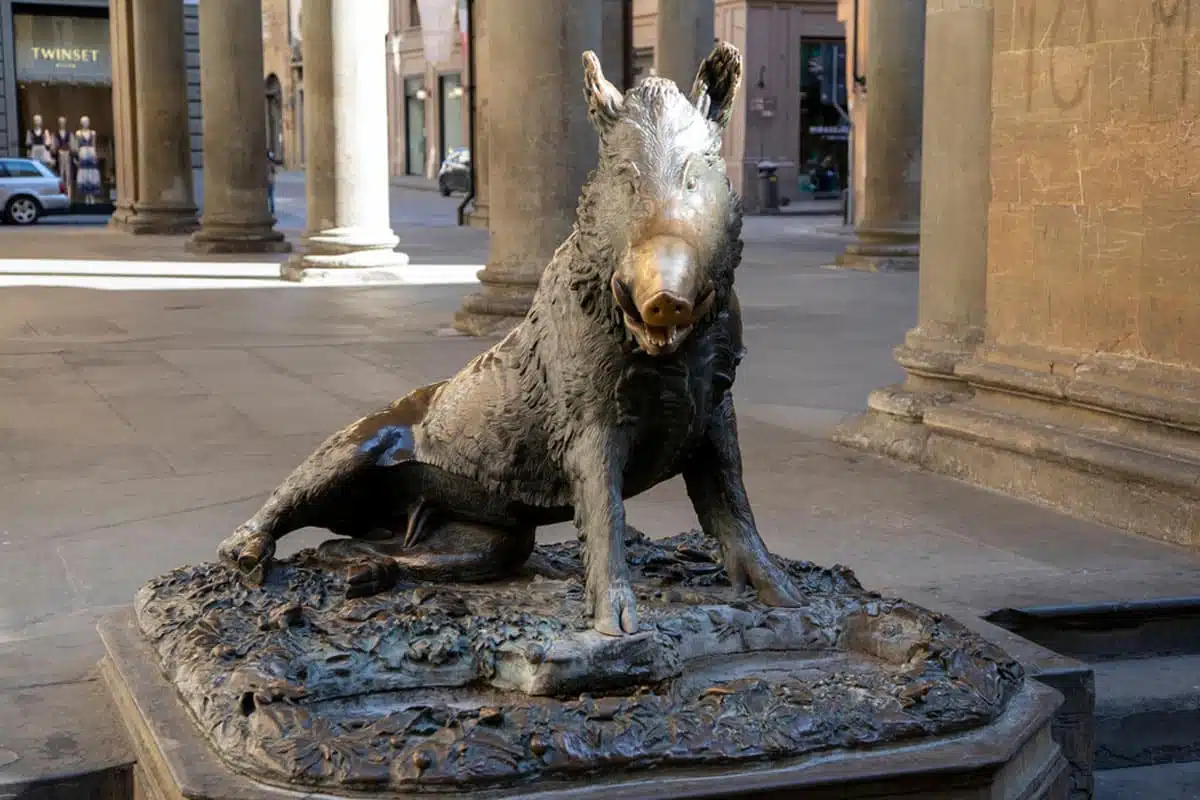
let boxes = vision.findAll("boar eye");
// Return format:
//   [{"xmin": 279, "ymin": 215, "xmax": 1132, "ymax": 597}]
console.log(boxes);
[{"xmin": 685, "ymin": 174, "xmax": 698, "ymax": 192}]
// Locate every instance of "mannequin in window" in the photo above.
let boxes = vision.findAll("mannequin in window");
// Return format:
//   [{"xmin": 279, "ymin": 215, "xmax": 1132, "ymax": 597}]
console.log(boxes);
[
  {"xmin": 25, "ymin": 114, "xmax": 53, "ymax": 169},
  {"xmin": 72, "ymin": 116, "xmax": 103, "ymax": 204},
  {"xmin": 51, "ymin": 116, "xmax": 73, "ymax": 189}
]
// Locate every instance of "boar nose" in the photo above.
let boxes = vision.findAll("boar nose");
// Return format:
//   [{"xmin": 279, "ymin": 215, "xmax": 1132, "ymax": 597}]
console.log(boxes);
[
  {"xmin": 629, "ymin": 234, "xmax": 702, "ymax": 325},
  {"xmin": 640, "ymin": 292, "xmax": 694, "ymax": 327}
]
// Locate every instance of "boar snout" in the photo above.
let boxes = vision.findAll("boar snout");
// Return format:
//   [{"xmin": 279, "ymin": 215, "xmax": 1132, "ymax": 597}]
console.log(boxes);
[
  {"xmin": 612, "ymin": 235, "xmax": 716, "ymax": 356},
  {"xmin": 642, "ymin": 290, "xmax": 693, "ymax": 329}
]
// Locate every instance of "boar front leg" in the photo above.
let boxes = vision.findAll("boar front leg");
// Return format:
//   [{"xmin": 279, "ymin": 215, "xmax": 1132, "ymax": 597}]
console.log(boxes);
[
  {"xmin": 567, "ymin": 427, "xmax": 638, "ymax": 636},
  {"xmin": 684, "ymin": 394, "xmax": 804, "ymax": 606}
]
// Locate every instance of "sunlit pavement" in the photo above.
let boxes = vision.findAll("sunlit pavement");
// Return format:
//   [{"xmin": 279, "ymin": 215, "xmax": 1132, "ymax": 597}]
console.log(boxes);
[{"xmin": 0, "ymin": 174, "xmax": 489, "ymax": 289}]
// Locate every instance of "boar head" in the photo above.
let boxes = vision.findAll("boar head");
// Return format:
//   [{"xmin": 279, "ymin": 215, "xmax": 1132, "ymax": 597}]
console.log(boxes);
[{"xmin": 579, "ymin": 42, "xmax": 744, "ymax": 357}]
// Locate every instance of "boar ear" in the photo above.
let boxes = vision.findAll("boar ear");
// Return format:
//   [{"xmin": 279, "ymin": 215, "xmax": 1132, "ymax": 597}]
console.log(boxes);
[
  {"xmin": 582, "ymin": 50, "xmax": 624, "ymax": 133},
  {"xmin": 690, "ymin": 41, "xmax": 742, "ymax": 128}
]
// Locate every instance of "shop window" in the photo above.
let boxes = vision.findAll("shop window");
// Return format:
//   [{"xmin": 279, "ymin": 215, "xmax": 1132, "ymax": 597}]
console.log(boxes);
[
  {"xmin": 13, "ymin": 11, "xmax": 114, "ymax": 205},
  {"xmin": 404, "ymin": 77, "xmax": 427, "ymax": 177},
  {"xmin": 438, "ymin": 73, "xmax": 464, "ymax": 163},
  {"xmin": 798, "ymin": 38, "xmax": 848, "ymax": 199}
]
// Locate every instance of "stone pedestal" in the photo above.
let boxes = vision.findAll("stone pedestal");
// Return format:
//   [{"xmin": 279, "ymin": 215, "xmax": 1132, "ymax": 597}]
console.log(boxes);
[
  {"xmin": 835, "ymin": 0, "xmax": 924, "ymax": 272},
  {"xmin": 99, "ymin": 530, "xmax": 1068, "ymax": 798},
  {"xmin": 454, "ymin": 0, "xmax": 602, "ymax": 336},
  {"xmin": 186, "ymin": 0, "xmax": 289, "ymax": 254},
  {"xmin": 655, "ymin": 0, "xmax": 714, "ymax": 92},
  {"xmin": 284, "ymin": 0, "xmax": 405, "ymax": 279},
  {"xmin": 108, "ymin": 0, "xmax": 198, "ymax": 235}
]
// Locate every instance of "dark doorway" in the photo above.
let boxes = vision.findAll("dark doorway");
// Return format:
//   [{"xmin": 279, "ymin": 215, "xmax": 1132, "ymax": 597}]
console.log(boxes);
[{"xmin": 265, "ymin": 74, "xmax": 284, "ymax": 162}]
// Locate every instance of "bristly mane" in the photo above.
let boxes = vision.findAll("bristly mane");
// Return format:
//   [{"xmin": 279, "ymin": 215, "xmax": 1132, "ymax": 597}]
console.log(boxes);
[{"xmin": 619, "ymin": 77, "xmax": 723, "ymax": 159}]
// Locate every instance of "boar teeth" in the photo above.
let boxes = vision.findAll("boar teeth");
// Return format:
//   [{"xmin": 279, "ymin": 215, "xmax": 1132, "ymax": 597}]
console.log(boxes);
[{"xmin": 645, "ymin": 325, "xmax": 673, "ymax": 346}]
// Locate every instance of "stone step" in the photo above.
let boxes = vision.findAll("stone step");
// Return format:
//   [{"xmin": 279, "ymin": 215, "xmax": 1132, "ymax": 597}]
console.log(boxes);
[
  {"xmin": 0, "ymin": 630, "xmax": 133, "ymax": 799},
  {"xmin": 1095, "ymin": 761, "xmax": 1200, "ymax": 800},
  {"xmin": 1093, "ymin": 654, "xmax": 1200, "ymax": 770}
]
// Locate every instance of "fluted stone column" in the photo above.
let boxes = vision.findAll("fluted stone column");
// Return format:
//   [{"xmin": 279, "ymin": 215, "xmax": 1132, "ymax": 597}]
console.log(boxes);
[
  {"xmin": 187, "ymin": 0, "xmax": 289, "ymax": 254},
  {"xmin": 836, "ymin": 0, "xmax": 925, "ymax": 271},
  {"xmin": 108, "ymin": 0, "xmax": 197, "ymax": 234},
  {"xmin": 454, "ymin": 0, "xmax": 603, "ymax": 335},
  {"xmin": 284, "ymin": 0, "xmax": 405, "ymax": 278},
  {"xmin": 655, "ymin": 0, "xmax": 714, "ymax": 91},
  {"xmin": 465, "ymin": 0, "xmax": 490, "ymax": 231},
  {"xmin": 834, "ymin": 0, "xmax": 991, "ymax": 457}
]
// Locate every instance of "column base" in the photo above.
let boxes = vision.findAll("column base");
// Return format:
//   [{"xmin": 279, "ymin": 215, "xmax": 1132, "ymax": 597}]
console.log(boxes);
[
  {"xmin": 453, "ymin": 277, "xmax": 538, "ymax": 336},
  {"xmin": 186, "ymin": 224, "xmax": 291, "ymax": 255},
  {"xmin": 466, "ymin": 206, "xmax": 489, "ymax": 231},
  {"xmin": 109, "ymin": 203, "xmax": 200, "ymax": 235},
  {"xmin": 281, "ymin": 226, "xmax": 409, "ymax": 281},
  {"xmin": 836, "ymin": 228, "xmax": 920, "ymax": 272},
  {"xmin": 835, "ymin": 346, "xmax": 1200, "ymax": 548},
  {"xmin": 453, "ymin": 309, "xmax": 525, "ymax": 337}
]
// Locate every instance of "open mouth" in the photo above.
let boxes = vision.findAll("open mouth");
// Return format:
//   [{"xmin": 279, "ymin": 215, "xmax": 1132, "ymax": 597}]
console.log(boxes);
[{"xmin": 611, "ymin": 277, "xmax": 715, "ymax": 355}]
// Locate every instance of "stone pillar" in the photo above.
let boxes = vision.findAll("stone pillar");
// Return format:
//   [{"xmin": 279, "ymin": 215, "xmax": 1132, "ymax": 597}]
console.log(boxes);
[
  {"xmin": 186, "ymin": 0, "xmax": 289, "ymax": 254},
  {"xmin": 601, "ymin": 0, "xmax": 629, "ymax": 88},
  {"xmin": 896, "ymin": 0, "xmax": 990, "ymax": 383},
  {"xmin": 835, "ymin": 0, "xmax": 989, "ymax": 459},
  {"xmin": 466, "ymin": 0, "xmax": 490, "ymax": 231},
  {"xmin": 284, "ymin": 0, "xmax": 406, "ymax": 278},
  {"xmin": 655, "ymin": 0, "xmax": 714, "ymax": 91},
  {"xmin": 108, "ymin": 0, "xmax": 198, "ymax": 234},
  {"xmin": 836, "ymin": 0, "xmax": 924, "ymax": 271},
  {"xmin": 454, "ymin": 0, "xmax": 603, "ymax": 335}
]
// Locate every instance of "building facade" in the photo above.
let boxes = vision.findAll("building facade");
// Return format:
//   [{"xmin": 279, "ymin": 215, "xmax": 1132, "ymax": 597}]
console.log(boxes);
[
  {"xmin": 631, "ymin": 0, "xmax": 846, "ymax": 212},
  {"xmin": 0, "ymin": 0, "xmax": 202, "ymax": 205},
  {"xmin": 261, "ymin": 0, "xmax": 302, "ymax": 168},
  {"xmin": 385, "ymin": 0, "xmax": 468, "ymax": 181},
  {"xmin": 261, "ymin": 0, "xmax": 470, "ymax": 180}
]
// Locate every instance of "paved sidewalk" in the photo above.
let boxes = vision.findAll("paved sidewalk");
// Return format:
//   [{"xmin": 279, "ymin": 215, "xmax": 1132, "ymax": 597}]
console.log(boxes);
[{"xmin": 2, "ymin": 217, "xmax": 1198, "ymax": 671}]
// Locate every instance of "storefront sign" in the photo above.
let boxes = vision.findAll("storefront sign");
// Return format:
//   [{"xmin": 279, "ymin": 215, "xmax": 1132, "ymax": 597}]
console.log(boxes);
[{"xmin": 14, "ymin": 14, "xmax": 112, "ymax": 84}]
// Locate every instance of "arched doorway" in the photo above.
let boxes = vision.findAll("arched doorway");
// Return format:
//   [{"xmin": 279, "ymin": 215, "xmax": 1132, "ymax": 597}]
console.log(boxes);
[{"xmin": 265, "ymin": 74, "xmax": 284, "ymax": 162}]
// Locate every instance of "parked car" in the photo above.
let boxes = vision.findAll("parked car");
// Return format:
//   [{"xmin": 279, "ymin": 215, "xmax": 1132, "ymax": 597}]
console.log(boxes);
[
  {"xmin": 437, "ymin": 147, "xmax": 471, "ymax": 196},
  {"xmin": 0, "ymin": 158, "xmax": 69, "ymax": 225}
]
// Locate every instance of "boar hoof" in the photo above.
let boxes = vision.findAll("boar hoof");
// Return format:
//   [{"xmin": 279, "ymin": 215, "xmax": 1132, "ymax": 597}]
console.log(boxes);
[
  {"xmin": 218, "ymin": 526, "xmax": 275, "ymax": 585},
  {"xmin": 589, "ymin": 579, "xmax": 639, "ymax": 636},
  {"xmin": 751, "ymin": 561, "xmax": 805, "ymax": 608}
]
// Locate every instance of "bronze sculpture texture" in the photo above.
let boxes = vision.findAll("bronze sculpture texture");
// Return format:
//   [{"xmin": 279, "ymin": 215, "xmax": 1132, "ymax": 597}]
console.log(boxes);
[{"xmin": 218, "ymin": 43, "xmax": 802, "ymax": 636}]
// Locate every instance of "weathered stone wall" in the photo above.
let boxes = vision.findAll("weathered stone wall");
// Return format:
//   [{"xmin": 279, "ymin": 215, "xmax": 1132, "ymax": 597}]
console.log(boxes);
[
  {"xmin": 835, "ymin": 0, "xmax": 1199, "ymax": 548},
  {"xmin": 987, "ymin": 0, "xmax": 1199, "ymax": 370}
]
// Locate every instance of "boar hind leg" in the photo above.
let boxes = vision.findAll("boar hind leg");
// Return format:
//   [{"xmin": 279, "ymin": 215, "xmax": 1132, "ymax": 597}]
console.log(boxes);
[
  {"xmin": 316, "ymin": 511, "xmax": 537, "ymax": 598},
  {"xmin": 218, "ymin": 403, "xmax": 425, "ymax": 584},
  {"xmin": 683, "ymin": 394, "xmax": 804, "ymax": 607}
]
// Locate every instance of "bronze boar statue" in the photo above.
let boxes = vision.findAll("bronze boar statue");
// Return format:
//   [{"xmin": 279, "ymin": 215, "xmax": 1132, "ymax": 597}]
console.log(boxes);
[{"xmin": 218, "ymin": 42, "xmax": 803, "ymax": 636}]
